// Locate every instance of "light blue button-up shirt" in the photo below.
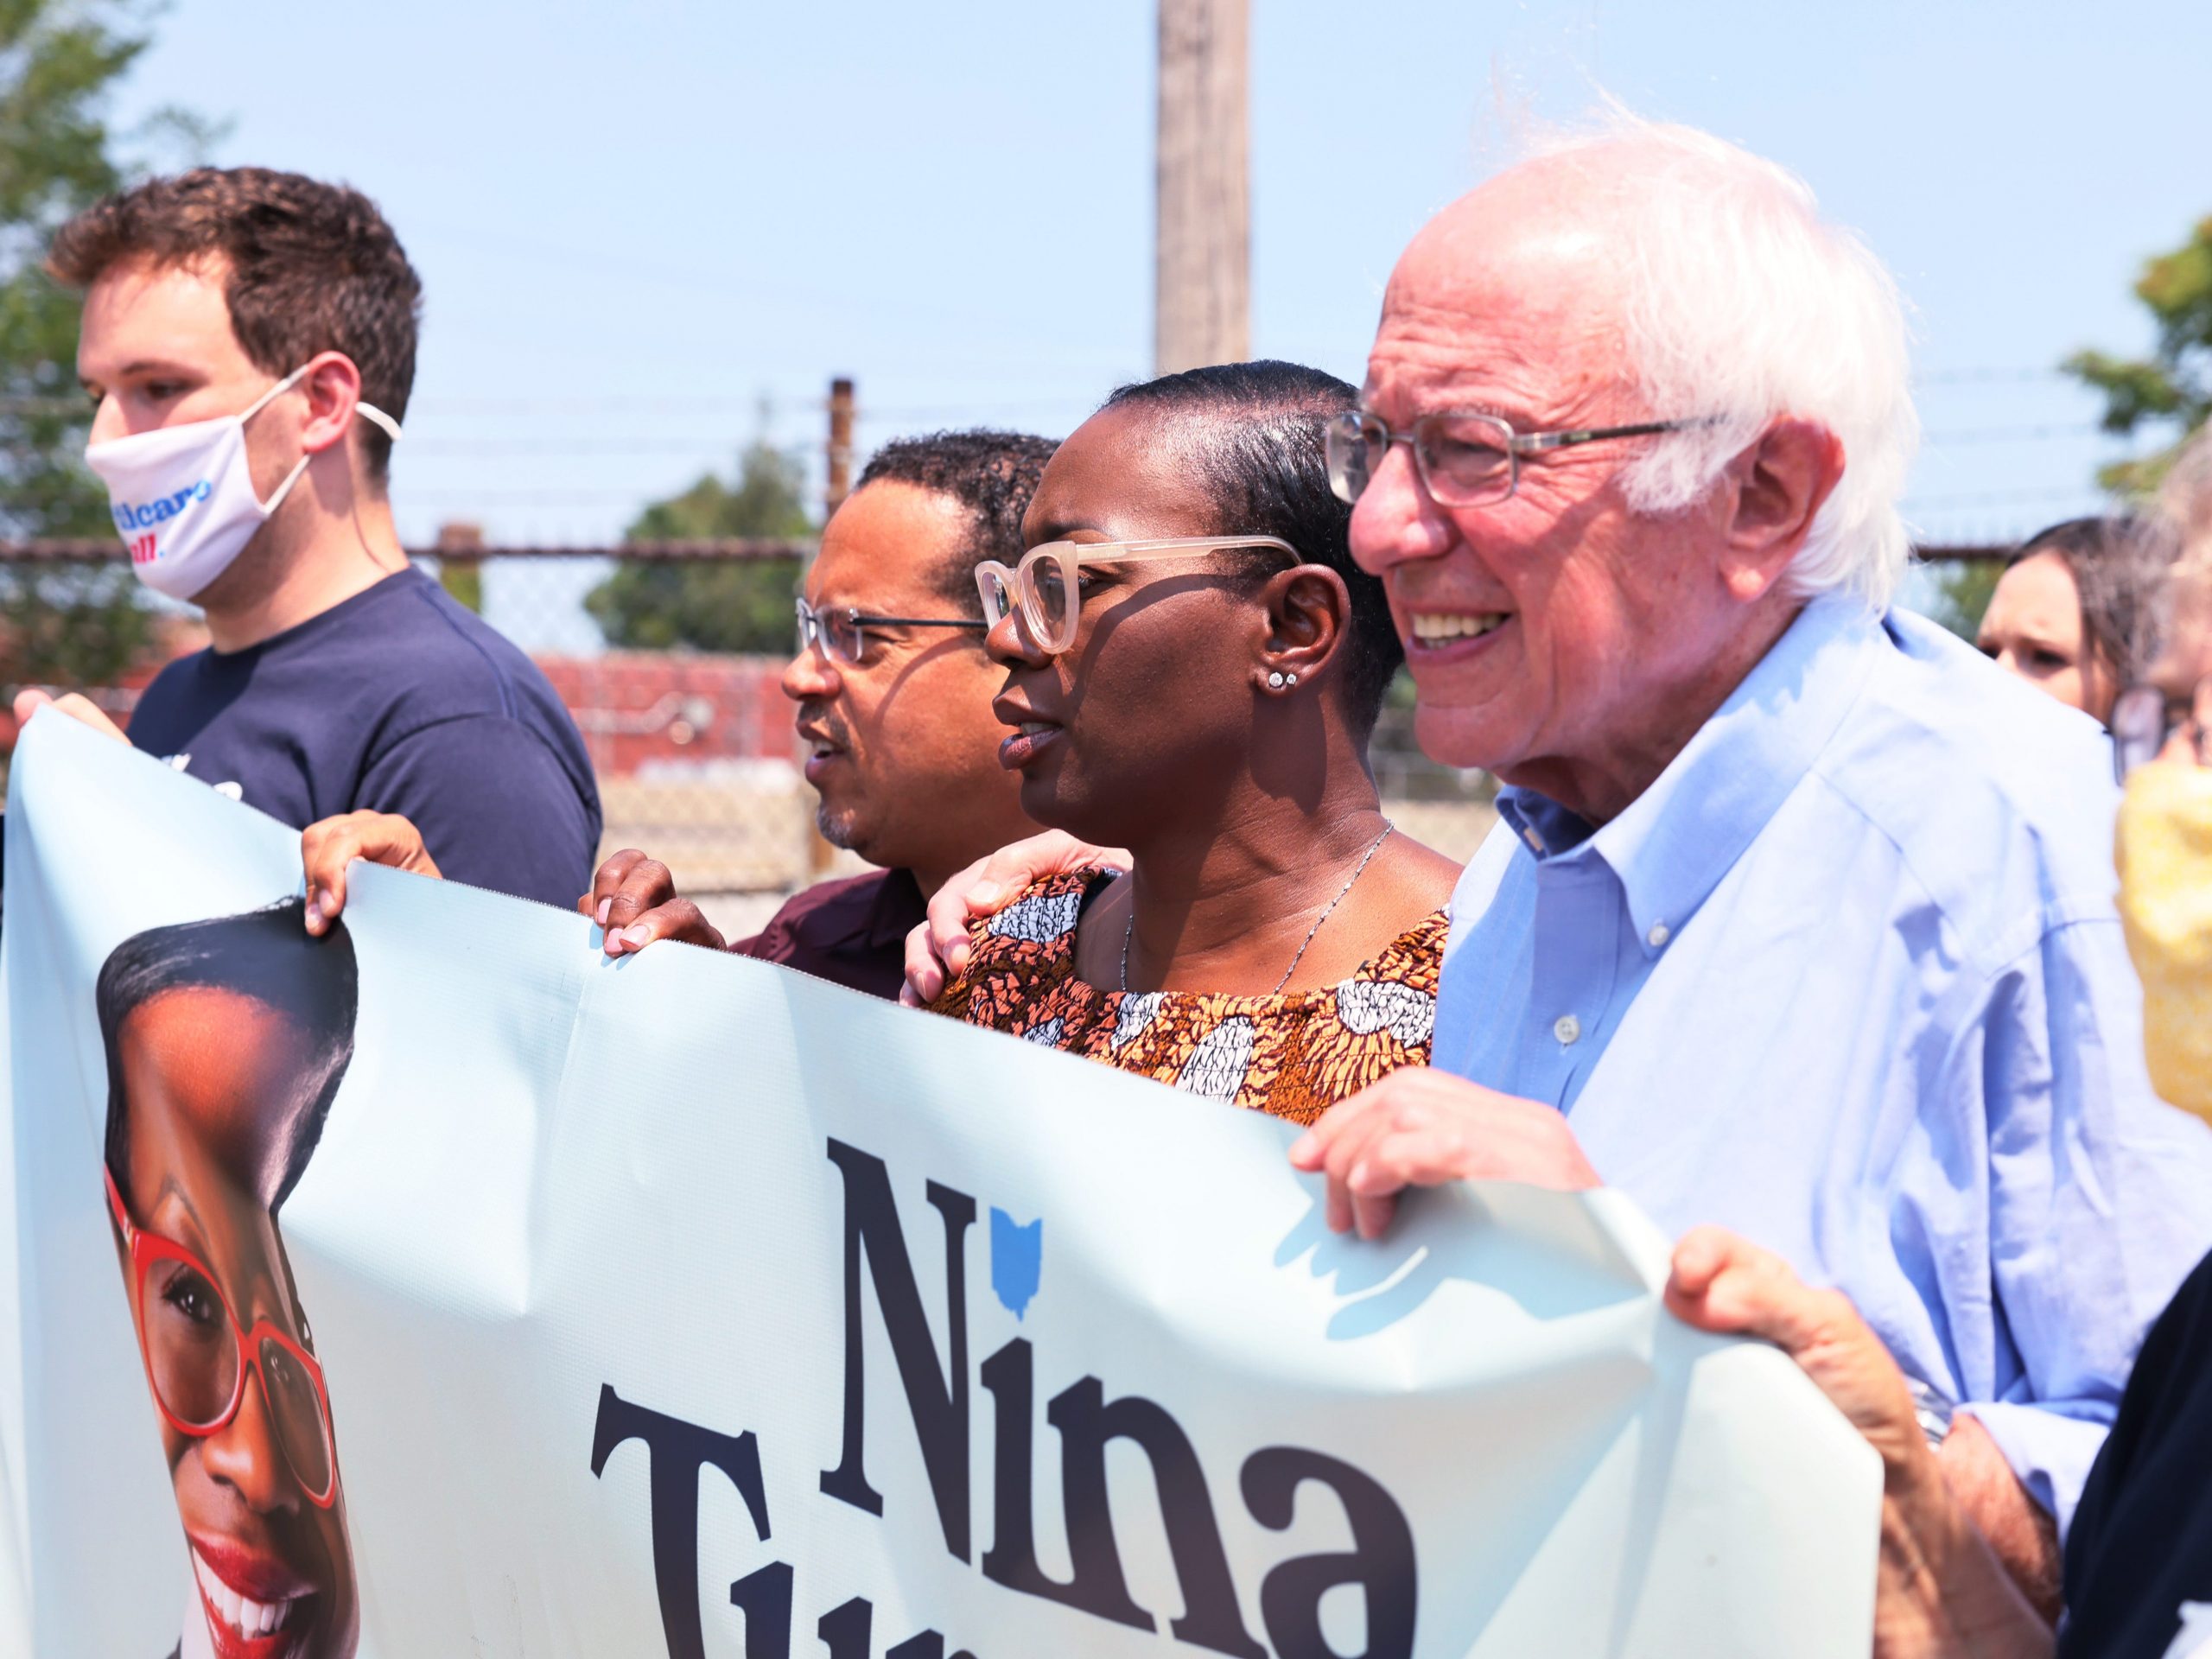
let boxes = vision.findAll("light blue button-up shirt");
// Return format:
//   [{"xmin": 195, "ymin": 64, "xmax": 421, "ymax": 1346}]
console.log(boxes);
[{"xmin": 1435, "ymin": 594, "xmax": 2212, "ymax": 1534}]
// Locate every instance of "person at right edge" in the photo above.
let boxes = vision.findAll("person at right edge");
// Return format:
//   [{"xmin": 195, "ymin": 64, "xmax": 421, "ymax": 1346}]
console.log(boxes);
[
  {"xmin": 1669, "ymin": 429, "xmax": 2212, "ymax": 1657},
  {"xmin": 17, "ymin": 168, "xmax": 600, "ymax": 911}
]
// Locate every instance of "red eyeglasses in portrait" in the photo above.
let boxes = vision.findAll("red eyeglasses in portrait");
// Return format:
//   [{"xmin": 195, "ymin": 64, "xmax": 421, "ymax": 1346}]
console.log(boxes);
[{"xmin": 105, "ymin": 1166, "xmax": 339, "ymax": 1508}]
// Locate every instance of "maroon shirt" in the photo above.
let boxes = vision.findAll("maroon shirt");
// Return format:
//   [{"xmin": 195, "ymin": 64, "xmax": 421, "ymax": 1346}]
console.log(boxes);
[{"xmin": 729, "ymin": 868, "xmax": 926, "ymax": 1000}]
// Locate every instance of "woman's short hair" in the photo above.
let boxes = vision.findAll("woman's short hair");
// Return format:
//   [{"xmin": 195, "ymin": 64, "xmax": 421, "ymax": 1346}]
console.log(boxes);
[
  {"xmin": 1102, "ymin": 360, "xmax": 1402, "ymax": 734},
  {"xmin": 97, "ymin": 899, "xmax": 359, "ymax": 1211},
  {"xmin": 2007, "ymin": 515, "xmax": 2174, "ymax": 687}
]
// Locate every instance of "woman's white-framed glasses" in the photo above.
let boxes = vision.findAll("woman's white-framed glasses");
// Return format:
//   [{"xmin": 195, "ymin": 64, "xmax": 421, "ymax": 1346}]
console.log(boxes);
[
  {"xmin": 974, "ymin": 535, "xmax": 1300, "ymax": 657},
  {"xmin": 1325, "ymin": 408, "xmax": 1716, "ymax": 508},
  {"xmin": 794, "ymin": 596, "xmax": 985, "ymax": 666}
]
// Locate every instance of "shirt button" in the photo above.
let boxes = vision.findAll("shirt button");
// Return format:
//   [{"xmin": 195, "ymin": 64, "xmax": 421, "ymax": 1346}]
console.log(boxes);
[
  {"xmin": 1553, "ymin": 1014, "xmax": 1582, "ymax": 1046},
  {"xmin": 1648, "ymin": 922, "xmax": 1670, "ymax": 948}
]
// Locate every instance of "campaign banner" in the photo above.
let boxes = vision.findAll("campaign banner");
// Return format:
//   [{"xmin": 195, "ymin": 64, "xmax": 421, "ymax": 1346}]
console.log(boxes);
[{"xmin": 0, "ymin": 712, "xmax": 1878, "ymax": 1659}]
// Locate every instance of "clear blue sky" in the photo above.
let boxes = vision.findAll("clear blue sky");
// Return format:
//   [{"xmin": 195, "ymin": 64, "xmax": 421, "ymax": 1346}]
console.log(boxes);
[{"xmin": 111, "ymin": 0, "xmax": 2205, "ymax": 642}]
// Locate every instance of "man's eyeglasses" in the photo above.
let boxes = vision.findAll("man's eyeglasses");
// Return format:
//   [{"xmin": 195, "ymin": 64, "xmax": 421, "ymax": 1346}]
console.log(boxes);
[
  {"xmin": 1325, "ymin": 408, "xmax": 1716, "ymax": 508},
  {"xmin": 975, "ymin": 535, "xmax": 1300, "ymax": 657},
  {"xmin": 794, "ymin": 596, "xmax": 986, "ymax": 667},
  {"xmin": 105, "ymin": 1166, "xmax": 339, "ymax": 1507},
  {"xmin": 2113, "ymin": 677, "xmax": 2212, "ymax": 780}
]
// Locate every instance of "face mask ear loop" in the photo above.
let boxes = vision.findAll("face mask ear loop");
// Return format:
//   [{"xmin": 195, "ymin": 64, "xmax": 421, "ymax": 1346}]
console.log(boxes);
[
  {"xmin": 256, "ymin": 452, "xmax": 315, "ymax": 518},
  {"xmin": 239, "ymin": 363, "xmax": 312, "ymax": 424},
  {"xmin": 241, "ymin": 366, "xmax": 400, "ymax": 513},
  {"xmin": 240, "ymin": 365, "xmax": 318, "ymax": 516}
]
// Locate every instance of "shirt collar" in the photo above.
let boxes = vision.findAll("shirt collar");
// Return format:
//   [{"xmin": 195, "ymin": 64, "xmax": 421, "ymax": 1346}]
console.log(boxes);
[
  {"xmin": 863, "ymin": 867, "xmax": 929, "ymax": 950},
  {"xmin": 1497, "ymin": 594, "xmax": 1885, "ymax": 956}
]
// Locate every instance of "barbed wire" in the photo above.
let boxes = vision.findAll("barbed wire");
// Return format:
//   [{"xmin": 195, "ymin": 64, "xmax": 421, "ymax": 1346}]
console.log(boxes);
[
  {"xmin": 0, "ymin": 369, "xmax": 2110, "ymax": 422},
  {"xmin": 1914, "ymin": 366, "xmax": 2074, "ymax": 385},
  {"xmin": 1901, "ymin": 485, "xmax": 2112, "ymax": 511},
  {"xmin": 374, "ymin": 422, "xmax": 2155, "ymax": 456},
  {"xmin": 3, "ymin": 416, "xmax": 2149, "ymax": 454}
]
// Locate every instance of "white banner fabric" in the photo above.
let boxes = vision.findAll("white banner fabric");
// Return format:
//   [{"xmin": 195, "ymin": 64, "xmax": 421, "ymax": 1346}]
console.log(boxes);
[{"xmin": 0, "ymin": 713, "xmax": 1878, "ymax": 1658}]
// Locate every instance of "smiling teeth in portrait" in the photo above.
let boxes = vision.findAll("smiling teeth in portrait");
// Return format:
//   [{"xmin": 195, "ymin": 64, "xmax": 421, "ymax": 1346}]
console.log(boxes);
[
  {"xmin": 192, "ymin": 1547, "xmax": 302, "ymax": 1637},
  {"xmin": 1410, "ymin": 612, "xmax": 1508, "ymax": 643}
]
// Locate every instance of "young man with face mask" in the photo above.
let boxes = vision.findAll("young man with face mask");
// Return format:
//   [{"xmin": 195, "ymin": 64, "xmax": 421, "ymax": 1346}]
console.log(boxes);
[{"xmin": 22, "ymin": 168, "xmax": 600, "ymax": 911}]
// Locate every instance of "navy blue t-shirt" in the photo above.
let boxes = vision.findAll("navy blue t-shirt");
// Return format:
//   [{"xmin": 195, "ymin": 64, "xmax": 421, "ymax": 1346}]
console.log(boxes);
[{"xmin": 125, "ymin": 568, "xmax": 601, "ymax": 910}]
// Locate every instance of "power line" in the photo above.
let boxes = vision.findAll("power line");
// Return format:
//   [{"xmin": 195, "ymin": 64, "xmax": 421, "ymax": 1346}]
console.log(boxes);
[
  {"xmin": 0, "ymin": 373, "xmax": 2092, "ymax": 419},
  {"xmin": 382, "ymin": 420, "xmax": 2151, "ymax": 457},
  {"xmin": 1922, "ymin": 423, "xmax": 2138, "ymax": 446},
  {"xmin": 397, "ymin": 486, "xmax": 671, "ymax": 501},
  {"xmin": 1900, "ymin": 485, "xmax": 2110, "ymax": 510},
  {"xmin": 1913, "ymin": 366, "xmax": 2073, "ymax": 386},
  {"xmin": 403, "ymin": 216, "xmax": 1149, "ymax": 359}
]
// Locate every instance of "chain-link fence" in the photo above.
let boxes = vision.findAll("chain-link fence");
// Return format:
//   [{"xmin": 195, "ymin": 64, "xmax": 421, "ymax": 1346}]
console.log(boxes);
[{"xmin": 0, "ymin": 539, "xmax": 2012, "ymax": 930}]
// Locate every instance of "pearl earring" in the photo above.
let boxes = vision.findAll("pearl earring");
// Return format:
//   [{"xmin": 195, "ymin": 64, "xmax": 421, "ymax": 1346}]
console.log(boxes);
[
  {"xmin": 1287, "ymin": 671, "xmax": 1300, "ymax": 685},
  {"xmin": 1267, "ymin": 671, "xmax": 1286, "ymax": 689}
]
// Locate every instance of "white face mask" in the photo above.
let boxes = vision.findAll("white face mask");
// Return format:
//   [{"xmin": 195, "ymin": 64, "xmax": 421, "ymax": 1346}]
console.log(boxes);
[{"xmin": 83, "ymin": 365, "xmax": 403, "ymax": 602}]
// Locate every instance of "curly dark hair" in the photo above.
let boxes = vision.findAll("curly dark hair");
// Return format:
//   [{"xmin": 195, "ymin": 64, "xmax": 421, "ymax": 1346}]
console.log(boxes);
[
  {"xmin": 855, "ymin": 429, "xmax": 1058, "ymax": 619},
  {"xmin": 1102, "ymin": 361, "xmax": 1401, "ymax": 735},
  {"xmin": 48, "ymin": 167, "xmax": 423, "ymax": 485}
]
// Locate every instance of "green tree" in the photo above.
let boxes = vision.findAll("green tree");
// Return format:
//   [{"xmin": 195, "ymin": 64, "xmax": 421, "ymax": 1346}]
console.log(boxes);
[
  {"xmin": 585, "ymin": 439, "xmax": 814, "ymax": 653},
  {"xmin": 1, "ymin": 0, "xmax": 213, "ymax": 691},
  {"xmin": 2065, "ymin": 214, "xmax": 2212, "ymax": 497}
]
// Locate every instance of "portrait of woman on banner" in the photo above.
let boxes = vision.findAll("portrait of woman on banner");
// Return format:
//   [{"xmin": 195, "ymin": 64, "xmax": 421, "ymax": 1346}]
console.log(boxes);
[{"xmin": 97, "ymin": 898, "xmax": 361, "ymax": 1659}]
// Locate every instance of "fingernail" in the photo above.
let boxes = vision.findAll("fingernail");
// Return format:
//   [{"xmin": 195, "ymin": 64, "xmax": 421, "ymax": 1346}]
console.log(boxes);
[
  {"xmin": 969, "ymin": 880, "xmax": 1001, "ymax": 907},
  {"xmin": 1349, "ymin": 1160, "xmax": 1370, "ymax": 1190},
  {"xmin": 596, "ymin": 898, "xmax": 612, "ymax": 925},
  {"xmin": 303, "ymin": 893, "xmax": 324, "ymax": 930},
  {"xmin": 1288, "ymin": 1132, "xmax": 1316, "ymax": 1162},
  {"xmin": 620, "ymin": 924, "xmax": 652, "ymax": 947}
]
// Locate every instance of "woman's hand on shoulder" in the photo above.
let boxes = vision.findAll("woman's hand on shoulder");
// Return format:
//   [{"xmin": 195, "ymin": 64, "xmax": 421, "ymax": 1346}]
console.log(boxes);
[
  {"xmin": 302, "ymin": 811, "xmax": 442, "ymax": 935},
  {"xmin": 900, "ymin": 830, "xmax": 1131, "ymax": 1007},
  {"xmin": 584, "ymin": 848, "xmax": 728, "ymax": 957}
]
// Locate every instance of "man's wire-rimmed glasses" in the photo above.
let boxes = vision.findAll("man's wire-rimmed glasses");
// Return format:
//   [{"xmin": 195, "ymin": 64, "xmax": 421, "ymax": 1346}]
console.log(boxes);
[
  {"xmin": 974, "ymin": 534, "xmax": 1300, "ymax": 657},
  {"xmin": 2113, "ymin": 677, "xmax": 2212, "ymax": 780},
  {"xmin": 105, "ymin": 1166, "xmax": 340, "ymax": 1507},
  {"xmin": 794, "ymin": 596, "xmax": 986, "ymax": 667},
  {"xmin": 1324, "ymin": 408, "xmax": 1717, "ymax": 508}
]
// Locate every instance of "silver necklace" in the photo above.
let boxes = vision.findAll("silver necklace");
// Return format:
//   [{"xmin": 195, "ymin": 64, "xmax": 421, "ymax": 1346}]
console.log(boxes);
[{"xmin": 1119, "ymin": 822, "xmax": 1395, "ymax": 995}]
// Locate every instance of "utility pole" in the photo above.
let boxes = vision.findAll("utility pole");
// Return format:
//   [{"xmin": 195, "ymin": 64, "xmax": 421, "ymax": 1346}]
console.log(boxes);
[
  {"xmin": 824, "ymin": 375, "xmax": 855, "ymax": 519},
  {"xmin": 1154, "ymin": 0, "xmax": 1249, "ymax": 374}
]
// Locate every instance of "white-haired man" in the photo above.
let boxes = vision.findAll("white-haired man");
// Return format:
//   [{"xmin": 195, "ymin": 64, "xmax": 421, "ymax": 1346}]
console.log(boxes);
[{"xmin": 906, "ymin": 120, "xmax": 2212, "ymax": 1617}]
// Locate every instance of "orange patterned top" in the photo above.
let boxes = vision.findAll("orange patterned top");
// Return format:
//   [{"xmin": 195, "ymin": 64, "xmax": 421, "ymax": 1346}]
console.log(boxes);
[{"xmin": 931, "ymin": 869, "xmax": 1446, "ymax": 1126}]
